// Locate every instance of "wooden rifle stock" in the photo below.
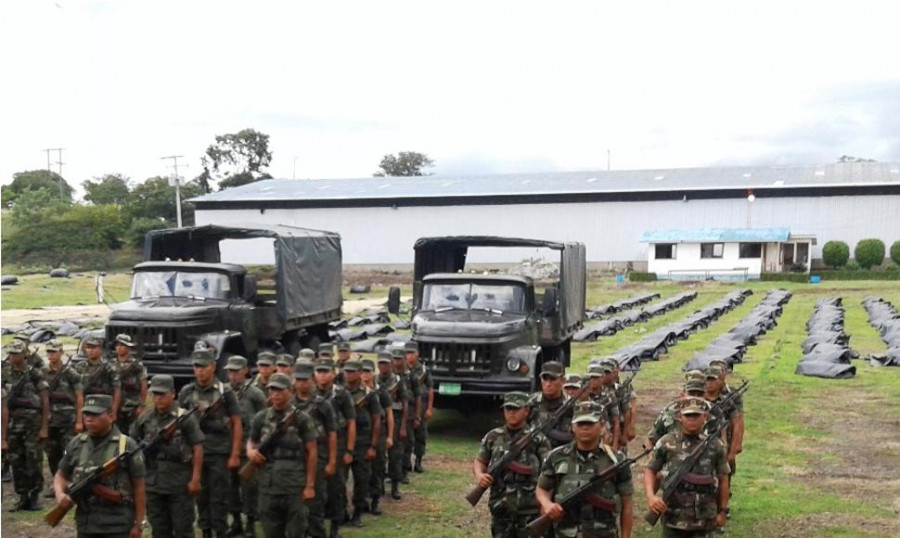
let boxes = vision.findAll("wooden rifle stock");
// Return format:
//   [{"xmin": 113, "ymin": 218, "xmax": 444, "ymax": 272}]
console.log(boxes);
[{"xmin": 239, "ymin": 407, "xmax": 300, "ymax": 481}]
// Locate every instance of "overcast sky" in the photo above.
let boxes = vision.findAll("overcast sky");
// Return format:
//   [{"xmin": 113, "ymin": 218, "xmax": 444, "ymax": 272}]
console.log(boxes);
[{"xmin": 2, "ymin": 0, "xmax": 898, "ymax": 194}]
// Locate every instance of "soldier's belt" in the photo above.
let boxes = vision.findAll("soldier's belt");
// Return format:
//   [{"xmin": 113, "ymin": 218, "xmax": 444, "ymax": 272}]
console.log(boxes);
[
  {"xmin": 677, "ymin": 473, "xmax": 716, "ymax": 493},
  {"xmin": 8, "ymin": 398, "xmax": 41, "ymax": 410},
  {"xmin": 270, "ymin": 448, "xmax": 302, "ymax": 460},
  {"xmin": 85, "ymin": 387, "xmax": 113, "ymax": 395},
  {"xmin": 504, "ymin": 461, "xmax": 535, "ymax": 476}
]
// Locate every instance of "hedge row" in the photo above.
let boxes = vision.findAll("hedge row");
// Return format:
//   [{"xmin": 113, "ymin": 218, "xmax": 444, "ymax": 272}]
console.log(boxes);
[
  {"xmin": 2, "ymin": 249, "xmax": 142, "ymax": 274},
  {"xmin": 628, "ymin": 271, "xmax": 658, "ymax": 282},
  {"xmin": 761, "ymin": 270, "xmax": 900, "ymax": 282}
]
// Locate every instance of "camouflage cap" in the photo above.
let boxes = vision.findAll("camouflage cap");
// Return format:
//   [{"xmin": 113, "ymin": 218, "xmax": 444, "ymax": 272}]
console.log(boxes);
[
  {"xmin": 83, "ymin": 335, "xmax": 104, "ymax": 347},
  {"xmin": 571, "ymin": 400, "xmax": 603, "ymax": 424},
  {"xmin": 679, "ymin": 396, "xmax": 710, "ymax": 415},
  {"xmin": 224, "ymin": 355, "xmax": 248, "ymax": 370},
  {"xmin": 45, "ymin": 339, "xmax": 64, "ymax": 352},
  {"xmin": 314, "ymin": 357, "xmax": 335, "ymax": 371},
  {"xmin": 276, "ymin": 353, "xmax": 295, "ymax": 367},
  {"xmin": 83, "ymin": 394, "xmax": 113, "ymax": 414},
  {"xmin": 705, "ymin": 365, "xmax": 726, "ymax": 380},
  {"xmin": 149, "ymin": 374, "xmax": 175, "ymax": 393},
  {"xmin": 684, "ymin": 369, "xmax": 706, "ymax": 382},
  {"xmin": 540, "ymin": 362, "xmax": 564, "ymax": 379},
  {"xmin": 600, "ymin": 358, "xmax": 619, "ymax": 371},
  {"xmin": 563, "ymin": 374, "xmax": 583, "ymax": 388},
  {"xmin": 292, "ymin": 360, "xmax": 314, "ymax": 380},
  {"xmin": 318, "ymin": 342, "xmax": 334, "ymax": 355},
  {"xmin": 708, "ymin": 358, "xmax": 729, "ymax": 370},
  {"xmin": 192, "ymin": 349, "xmax": 215, "ymax": 366},
  {"xmin": 587, "ymin": 364, "xmax": 607, "ymax": 378},
  {"xmin": 682, "ymin": 378, "xmax": 706, "ymax": 394},
  {"xmin": 318, "ymin": 348, "xmax": 334, "ymax": 358},
  {"xmin": 298, "ymin": 348, "xmax": 316, "ymax": 360},
  {"xmin": 256, "ymin": 351, "xmax": 276, "ymax": 366},
  {"xmin": 114, "ymin": 333, "xmax": 135, "ymax": 347},
  {"xmin": 13, "ymin": 332, "xmax": 31, "ymax": 343},
  {"xmin": 390, "ymin": 347, "xmax": 405, "ymax": 359},
  {"xmin": 6, "ymin": 340, "xmax": 27, "ymax": 354},
  {"xmin": 343, "ymin": 359, "xmax": 362, "ymax": 372},
  {"xmin": 266, "ymin": 372, "xmax": 293, "ymax": 390},
  {"xmin": 376, "ymin": 351, "xmax": 392, "ymax": 364},
  {"xmin": 360, "ymin": 358, "xmax": 376, "ymax": 372},
  {"xmin": 404, "ymin": 341, "xmax": 419, "ymax": 352},
  {"xmin": 501, "ymin": 391, "xmax": 530, "ymax": 408},
  {"xmin": 336, "ymin": 342, "xmax": 351, "ymax": 352}
]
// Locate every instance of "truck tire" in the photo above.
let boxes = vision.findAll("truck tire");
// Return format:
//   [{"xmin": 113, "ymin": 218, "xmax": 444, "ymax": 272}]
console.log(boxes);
[{"xmin": 387, "ymin": 286, "xmax": 401, "ymax": 315}]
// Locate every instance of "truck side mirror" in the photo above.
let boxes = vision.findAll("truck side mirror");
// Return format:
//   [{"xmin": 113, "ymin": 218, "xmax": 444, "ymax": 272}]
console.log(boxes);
[
  {"xmin": 387, "ymin": 286, "xmax": 401, "ymax": 314},
  {"xmin": 542, "ymin": 288, "xmax": 558, "ymax": 316},
  {"xmin": 242, "ymin": 276, "xmax": 257, "ymax": 302}
]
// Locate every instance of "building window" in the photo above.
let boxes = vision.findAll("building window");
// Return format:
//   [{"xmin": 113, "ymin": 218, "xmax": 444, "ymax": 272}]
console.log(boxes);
[
  {"xmin": 700, "ymin": 243, "xmax": 724, "ymax": 259},
  {"xmin": 739, "ymin": 243, "xmax": 762, "ymax": 259},
  {"xmin": 655, "ymin": 244, "xmax": 676, "ymax": 260}
]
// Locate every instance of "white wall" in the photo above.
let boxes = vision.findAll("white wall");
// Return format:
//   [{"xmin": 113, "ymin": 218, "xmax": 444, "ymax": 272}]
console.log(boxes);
[
  {"xmin": 648, "ymin": 243, "xmax": 764, "ymax": 278},
  {"xmin": 194, "ymin": 193, "xmax": 900, "ymax": 264}
]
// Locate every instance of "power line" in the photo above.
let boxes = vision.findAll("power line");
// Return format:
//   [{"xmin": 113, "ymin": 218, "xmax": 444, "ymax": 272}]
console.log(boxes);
[
  {"xmin": 161, "ymin": 155, "xmax": 185, "ymax": 228},
  {"xmin": 42, "ymin": 147, "xmax": 65, "ymax": 197}
]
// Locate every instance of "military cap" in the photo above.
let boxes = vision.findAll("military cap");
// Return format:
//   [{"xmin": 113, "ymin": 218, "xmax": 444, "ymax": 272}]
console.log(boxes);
[
  {"xmin": 501, "ymin": 391, "xmax": 529, "ymax": 408},
  {"xmin": 276, "ymin": 353, "xmax": 295, "ymax": 367},
  {"xmin": 83, "ymin": 394, "xmax": 113, "ymax": 414},
  {"xmin": 318, "ymin": 342, "xmax": 334, "ymax": 355},
  {"xmin": 45, "ymin": 339, "xmax": 64, "ymax": 352},
  {"xmin": 360, "ymin": 358, "xmax": 376, "ymax": 372},
  {"xmin": 256, "ymin": 351, "xmax": 276, "ymax": 366},
  {"xmin": 404, "ymin": 341, "xmax": 419, "ymax": 352},
  {"xmin": 318, "ymin": 348, "xmax": 334, "ymax": 358},
  {"xmin": 191, "ymin": 349, "xmax": 215, "ymax": 366},
  {"xmin": 705, "ymin": 365, "xmax": 725, "ymax": 379},
  {"xmin": 563, "ymin": 374, "xmax": 583, "ymax": 388},
  {"xmin": 292, "ymin": 361, "xmax": 314, "ymax": 379},
  {"xmin": 266, "ymin": 372, "xmax": 293, "ymax": 390},
  {"xmin": 114, "ymin": 333, "xmax": 135, "ymax": 347},
  {"xmin": 83, "ymin": 335, "xmax": 104, "ymax": 347},
  {"xmin": 336, "ymin": 342, "xmax": 351, "ymax": 352},
  {"xmin": 224, "ymin": 355, "xmax": 248, "ymax": 370},
  {"xmin": 679, "ymin": 396, "xmax": 710, "ymax": 415},
  {"xmin": 540, "ymin": 362, "xmax": 564, "ymax": 379},
  {"xmin": 6, "ymin": 340, "xmax": 27, "ymax": 354},
  {"xmin": 682, "ymin": 378, "xmax": 706, "ymax": 394},
  {"xmin": 343, "ymin": 359, "xmax": 362, "ymax": 372},
  {"xmin": 685, "ymin": 369, "xmax": 706, "ymax": 382},
  {"xmin": 13, "ymin": 333, "xmax": 31, "ymax": 343},
  {"xmin": 297, "ymin": 348, "xmax": 316, "ymax": 360},
  {"xmin": 149, "ymin": 374, "xmax": 175, "ymax": 393},
  {"xmin": 390, "ymin": 347, "xmax": 405, "ymax": 359},
  {"xmin": 377, "ymin": 351, "xmax": 392, "ymax": 364},
  {"xmin": 587, "ymin": 364, "xmax": 607, "ymax": 377},
  {"xmin": 600, "ymin": 358, "xmax": 619, "ymax": 371},
  {"xmin": 314, "ymin": 357, "xmax": 335, "ymax": 371},
  {"xmin": 572, "ymin": 400, "xmax": 603, "ymax": 424},
  {"xmin": 708, "ymin": 358, "xmax": 730, "ymax": 371}
]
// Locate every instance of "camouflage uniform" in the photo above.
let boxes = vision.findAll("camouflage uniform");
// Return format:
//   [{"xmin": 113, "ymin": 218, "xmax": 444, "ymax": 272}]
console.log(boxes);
[
  {"xmin": 3, "ymin": 357, "xmax": 48, "ymax": 506},
  {"xmin": 346, "ymin": 360, "xmax": 383, "ymax": 523},
  {"xmin": 478, "ymin": 392, "xmax": 551, "ymax": 538},
  {"xmin": 647, "ymin": 400, "xmax": 681, "ymax": 447},
  {"xmin": 12, "ymin": 334, "xmax": 44, "ymax": 369},
  {"xmin": 116, "ymin": 357, "xmax": 147, "ymax": 436},
  {"xmin": 528, "ymin": 392, "xmax": 574, "ymax": 448},
  {"xmin": 378, "ymin": 357, "xmax": 410, "ymax": 495},
  {"xmin": 405, "ymin": 342, "xmax": 433, "ymax": 470},
  {"xmin": 78, "ymin": 356, "xmax": 121, "ymax": 399},
  {"xmin": 369, "ymin": 366, "xmax": 393, "ymax": 503},
  {"xmin": 43, "ymin": 349, "xmax": 82, "ymax": 479},
  {"xmin": 229, "ymin": 369, "xmax": 268, "ymax": 533},
  {"xmin": 130, "ymin": 377, "xmax": 204, "ymax": 538}
]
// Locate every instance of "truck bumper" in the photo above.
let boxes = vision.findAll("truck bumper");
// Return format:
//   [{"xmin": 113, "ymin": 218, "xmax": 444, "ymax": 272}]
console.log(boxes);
[{"xmin": 432, "ymin": 376, "xmax": 534, "ymax": 397}]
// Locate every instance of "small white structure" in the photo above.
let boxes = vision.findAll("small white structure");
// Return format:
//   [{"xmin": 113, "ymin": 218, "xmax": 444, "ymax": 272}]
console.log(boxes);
[{"xmin": 640, "ymin": 228, "xmax": 816, "ymax": 281}]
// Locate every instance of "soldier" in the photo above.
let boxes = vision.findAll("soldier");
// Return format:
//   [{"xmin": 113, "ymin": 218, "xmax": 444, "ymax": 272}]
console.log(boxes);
[
  {"xmin": 586, "ymin": 362, "xmax": 621, "ymax": 449},
  {"xmin": 276, "ymin": 353, "xmax": 295, "ymax": 377},
  {"xmin": 404, "ymin": 341, "xmax": 433, "ymax": 473},
  {"xmin": 537, "ymin": 400, "xmax": 634, "ymax": 538},
  {"xmin": 644, "ymin": 379, "xmax": 707, "ymax": 451},
  {"xmin": 608, "ymin": 359, "xmax": 636, "ymax": 451},
  {"xmin": 343, "ymin": 359, "xmax": 382, "ymax": 526},
  {"xmin": 298, "ymin": 348, "xmax": 317, "ymax": 362},
  {"xmin": 707, "ymin": 360, "xmax": 744, "ymax": 486},
  {"xmin": 362, "ymin": 357, "xmax": 392, "ymax": 515},
  {"xmin": 527, "ymin": 361, "xmax": 574, "ymax": 449},
  {"xmin": 53, "ymin": 394, "xmax": 147, "ymax": 538},
  {"xmin": 644, "ymin": 397, "xmax": 730, "ymax": 537},
  {"xmin": 313, "ymin": 356, "xmax": 357, "ymax": 538},
  {"xmin": 114, "ymin": 334, "xmax": 148, "ymax": 437},
  {"xmin": 178, "ymin": 348, "xmax": 243, "ymax": 538},
  {"xmin": 78, "ymin": 335, "xmax": 122, "ymax": 417},
  {"xmin": 563, "ymin": 374, "xmax": 587, "ymax": 401},
  {"xmin": 377, "ymin": 350, "xmax": 408, "ymax": 500},
  {"xmin": 334, "ymin": 343, "xmax": 351, "ymax": 386},
  {"xmin": 12, "ymin": 333, "xmax": 44, "ymax": 368},
  {"xmin": 703, "ymin": 365, "xmax": 742, "ymax": 516},
  {"xmin": 42, "ymin": 339, "xmax": 84, "ymax": 498},
  {"xmin": 3, "ymin": 340, "xmax": 50, "ymax": 510},
  {"xmin": 247, "ymin": 372, "xmax": 318, "ymax": 538},
  {"xmin": 474, "ymin": 392, "xmax": 551, "ymax": 537},
  {"xmin": 391, "ymin": 346, "xmax": 417, "ymax": 483},
  {"xmin": 226, "ymin": 356, "xmax": 267, "ymax": 538},
  {"xmin": 293, "ymin": 358, "xmax": 338, "ymax": 538},
  {"xmin": 131, "ymin": 375, "xmax": 204, "ymax": 538},
  {"xmin": 253, "ymin": 351, "xmax": 277, "ymax": 391}
]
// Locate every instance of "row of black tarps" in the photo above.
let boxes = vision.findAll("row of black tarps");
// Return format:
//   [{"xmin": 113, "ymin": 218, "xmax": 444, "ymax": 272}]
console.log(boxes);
[
  {"xmin": 862, "ymin": 297, "xmax": 900, "ymax": 367},
  {"xmin": 796, "ymin": 297, "xmax": 857, "ymax": 379},
  {"xmin": 575, "ymin": 291, "xmax": 697, "ymax": 342}
]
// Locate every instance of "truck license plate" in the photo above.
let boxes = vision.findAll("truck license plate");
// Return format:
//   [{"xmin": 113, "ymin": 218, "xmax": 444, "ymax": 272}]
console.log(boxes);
[{"xmin": 438, "ymin": 383, "xmax": 462, "ymax": 396}]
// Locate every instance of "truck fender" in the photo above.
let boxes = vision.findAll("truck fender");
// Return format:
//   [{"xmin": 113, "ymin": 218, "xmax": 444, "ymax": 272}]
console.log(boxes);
[
  {"xmin": 196, "ymin": 331, "xmax": 245, "ymax": 360},
  {"xmin": 504, "ymin": 345, "xmax": 541, "ymax": 377}
]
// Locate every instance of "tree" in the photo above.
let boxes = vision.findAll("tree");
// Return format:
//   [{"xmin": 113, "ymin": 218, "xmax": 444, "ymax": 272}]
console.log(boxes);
[
  {"xmin": 891, "ymin": 241, "xmax": 900, "ymax": 266},
  {"xmin": 373, "ymin": 152, "xmax": 434, "ymax": 177},
  {"xmin": 822, "ymin": 241, "xmax": 850, "ymax": 269},
  {"xmin": 83, "ymin": 174, "xmax": 131, "ymax": 206},
  {"xmin": 854, "ymin": 239, "xmax": 885, "ymax": 269},
  {"xmin": 2, "ymin": 170, "xmax": 74, "ymax": 205},
  {"xmin": 126, "ymin": 217, "xmax": 172, "ymax": 248},
  {"xmin": 201, "ymin": 128, "xmax": 273, "ymax": 190},
  {"xmin": 125, "ymin": 177, "xmax": 204, "ymax": 225}
]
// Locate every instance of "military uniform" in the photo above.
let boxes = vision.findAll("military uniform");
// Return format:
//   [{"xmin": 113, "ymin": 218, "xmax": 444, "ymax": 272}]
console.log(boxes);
[
  {"xmin": 369, "ymin": 362, "xmax": 393, "ymax": 505},
  {"xmin": 116, "ymin": 358, "xmax": 147, "ymax": 436},
  {"xmin": 345, "ymin": 360, "xmax": 383, "ymax": 524},
  {"xmin": 528, "ymin": 391, "xmax": 575, "ymax": 448},
  {"xmin": 378, "ymin": 354, "xmax": 410, "ymax": 497},
  {"xmin": 43, "ymin": 342, "xmax": 82, "ymax": 482},
  {"xmin": 405, "ymin": 342, "xmax": 433, "ymax": 472},
  {"xmin": 130, "ymin": 375, "xmax": 204, "ymax": 538},
  {"xmin": 12, "ymin": 334, "xmax": 44, "ymax": 369},
  {"xmin": 587, "ymin": 364, "xmax": 621, "ymax": 436},
  {"xmin": 79, "ymin": 357, "xmax": 121, "ymax": 398},
  {"xmin": 249, "ymin": 380, "xmax": 318, "ymax": 538},
  {"xmin": 227, "ymin": 356, "xmax": 268, "ymax": 536},
  {"xmin": 478, "ymin": 392, "xmax": 551, "ymax": 538},
  {"xmin": 178, "ymin": 355, "xmax": 241, "ymax": 537}
]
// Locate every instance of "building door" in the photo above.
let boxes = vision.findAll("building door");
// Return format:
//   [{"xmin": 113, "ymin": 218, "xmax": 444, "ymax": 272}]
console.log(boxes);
[
  {"xmin": 796, "ymin": 243, "xmax": 809, "ymax": 268},
  {"xmin": 781, "ymin": 243, "xmax": 795, "ymax": 268}
]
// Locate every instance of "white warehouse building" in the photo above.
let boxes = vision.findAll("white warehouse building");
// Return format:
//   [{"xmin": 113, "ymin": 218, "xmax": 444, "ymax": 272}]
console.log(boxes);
[{"xmin": 190, "ymin": 162, "xmax": 900, "ymax": 269}]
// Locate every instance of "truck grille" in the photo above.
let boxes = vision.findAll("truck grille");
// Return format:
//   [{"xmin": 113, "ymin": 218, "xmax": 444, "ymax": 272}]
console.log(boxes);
[
  {"xmin": 106, "ymin": 325, "xmax": 181, "ymax": 358},
  {"xmin": 420, "ymin": 342, "xmax": 496, "ymax": 376}
]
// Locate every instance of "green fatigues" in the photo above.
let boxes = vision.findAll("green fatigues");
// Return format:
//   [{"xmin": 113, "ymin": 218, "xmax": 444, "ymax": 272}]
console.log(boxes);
[
  {"xmin": 717, "ymin": 385, "xmax": 743, "ymax": 478},
  {"xmin": 402, "ymin": 368, "xmax": 420, "ymax": 473},
  {"xmin": 478, "ymin": 426, "xmax": 551, "ymax": 538},
  {"xmin": 230, "ymin": 381, "xmax": 267, "ymax": 519},
  {"xmin": 131, "ymin": 407, "xmax": 204, "ymax": 538},
  {"xmin": 78, "ymin": 358, "xmax": 121, "ymax": 398},
  {"xmin": 178, "ymin": 381, "xmax": 241, "ymax": 535},
  {"xmin": 647, "ymin": 400, "xmax": 681, "ymax": 447},
  {"xmin": 249, "ymin": 405, "xmax": 318, "ymax": 538},
  {"xmin": 378, "ymin": 373, "xmax": 409, "ymax": 482},
  {"xmin": 115, "ymin": 359, "xmax": 147, "ymax": 437},
  {"xmin": 589, "ymin": 385, "xmax": 621, "ymax": 430},
  {"xmin": 614, "ymin": 381, "xmax": 635, "ymax": 452},
  {"xmin": 3, "ymin": 365, "xmax": 48, "ymax": 497},
  {"xmin": 408, "ymin": 361, "xmax": 432, "ymax": 459},
  {"xmin": 44, "ymin": 362, "xmax": 82, "ymax": 476},
  {"xmin": 646, "ymin": 430, "xmax": 730, "ymax": 537},
  {"xmin": 370, "ymin": 384, "xmax": 392, "ymax": 498},
  {"xmin": 315, "ymin": 384, "xmax": 356, "ymax": 524},
  {"xmin": 538, "ymin": 443, "xmax": 634, "ymax": 538},
  {"xmin": 294, "ymin": 394, "xmax": 337, "ymax": 538},
  {"xmin": 528, "ymin": 392, "xmax": 575, "ymax": 448},
  {"xmin": 348, "ymin": 384, "xmax": 383, "ymax": 510},
  {"xmin": 58, "ymin": 426, "xmax": 146, "ymax": 537}
]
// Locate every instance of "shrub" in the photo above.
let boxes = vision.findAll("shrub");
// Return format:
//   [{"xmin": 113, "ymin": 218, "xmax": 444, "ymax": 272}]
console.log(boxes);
[
  {"xmin": 760, "ymin": 270, "xmax": 900, "ymax": 282},
  {"xmin": 628, "ymin": 271, "xmax": 657, "ymax": 282},
  {"xmin": 822, "ymin": 241, "xmax": 850, "ymax": 268},
  {"xmin": 890, "ymin": 240, "xmax": 900, "ymax": 266},
  {"xmin": 854, "ymin": 238, "xmax": 886, "ymax": 269}
]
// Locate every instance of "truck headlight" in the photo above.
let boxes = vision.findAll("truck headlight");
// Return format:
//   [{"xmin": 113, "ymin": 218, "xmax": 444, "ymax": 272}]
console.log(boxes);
[{"xmin": 506, "ymin": 357, "xmax": 522, "ymax": 372}]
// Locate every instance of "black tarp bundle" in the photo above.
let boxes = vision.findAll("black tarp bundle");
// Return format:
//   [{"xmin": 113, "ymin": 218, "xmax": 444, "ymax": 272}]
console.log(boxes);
[
  {"xmin": 862, "ymin": 296, "xmax": 900, "ymax": 367},
  {"xmin": 586, "ymin": 292, "xmax": 660, "ymax": 318},
  {"xmin": 796, "ymin": 297, "xmax": 856, "ymax": 378},
  {"xmin": 574, "ymin": 291, "xmax": 697, "ymax": 341}
]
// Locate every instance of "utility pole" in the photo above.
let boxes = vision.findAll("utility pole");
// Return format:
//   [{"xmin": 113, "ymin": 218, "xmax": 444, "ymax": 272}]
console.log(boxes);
[
  {"xmin": 43, "ymin": 147, "xmax": 65, "ymax": 198},
  {"xmin": 161, "ymin": 155, "xmax": 184, "ymax": 228},
  {"xmin": 607, "ymin": 149, "xmax": 611, "ymax": 171}
]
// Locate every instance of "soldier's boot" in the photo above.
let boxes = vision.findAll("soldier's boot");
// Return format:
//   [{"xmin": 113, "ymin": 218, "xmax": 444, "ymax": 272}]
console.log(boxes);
[
  {"xmin": 349, "ymin": 508, "xmax": 363, "ymax": 527},
  {"xmin": 10, "ymin": 495, "xmax": 29, "ymax": 511},
  {"xmin": 26, "ymin": 490, "xmax": 41, "ymax": 511},
  {"xmin": 1, "ymin": 462, "xmax": 11, "ymax": 483},
  {"xmin": 370, "ymin": 496, "xmax": 382, "ymax": 516},
  {"xmin": 390, "ymin": 480, "xmax": 402, "ymax": 500},
  {"xmin": 400, "ymin": 471, "xmax": 410, "ymax": 484},
  {"xmin": 414, "ymin": 456, "xmax": 424, "ymax": 473},
  {"xmin": 225, "ymin": 513, "xmax": 244, "ymax": 536},
  {"xmin": 329, "ymin": 520, "xmax": 341, "ymax": 538},
  {"xmin": 244, "ymin": 516, "xmax": 256, "ymax": 538}
]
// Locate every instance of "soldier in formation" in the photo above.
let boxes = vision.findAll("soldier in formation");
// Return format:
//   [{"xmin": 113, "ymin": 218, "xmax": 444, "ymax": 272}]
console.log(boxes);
[
  {"xmin": 527, "ymin": 361, "xmax": 574, "ymax": 448},
  {"xmin": 114, "ymin": 334, "xmax": 147, "ymax": 437},
  {"xmin": 78, "ymin": 335, "xmax": 121, "ymax": 418},
  {"xmin": 41, "ymin": 339, "xmax": 83, "ymax": 498},
  {"xmin": 404, "ymin": 341, "xmax": 433, "ymax": 473},
  {"xmin": 378, "ymin": 350, "xmax": 408, "ymax": 500}
]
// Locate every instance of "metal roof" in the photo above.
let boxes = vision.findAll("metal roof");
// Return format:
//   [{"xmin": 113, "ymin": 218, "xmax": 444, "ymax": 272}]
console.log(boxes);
[
  {"xmin": 639, "ymin": 228, "xmax": 791, "ymax": 243},
  {"xmin": 190, "ymin": 162, "xmax": 900, "ymax": 206}
]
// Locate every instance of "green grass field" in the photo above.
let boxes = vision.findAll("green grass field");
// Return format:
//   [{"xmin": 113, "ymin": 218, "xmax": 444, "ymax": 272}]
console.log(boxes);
[{"xmin": 2, "ymin": 278, "xmax": 899, "ymax": 537}]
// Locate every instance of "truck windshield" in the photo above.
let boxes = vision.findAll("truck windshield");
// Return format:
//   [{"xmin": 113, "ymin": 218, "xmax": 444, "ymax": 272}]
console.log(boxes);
[
  {"xmin": 421, "ymin": 282, "xmax": 526, "ymax": 313},
  {"xmin": 131, "ymin": 271, "xmax": 231, "ymax": 300}
]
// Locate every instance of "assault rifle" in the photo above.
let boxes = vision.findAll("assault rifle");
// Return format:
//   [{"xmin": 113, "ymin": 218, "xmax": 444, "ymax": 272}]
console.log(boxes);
[
  {"xmin": 49, "ymin": 356, "xmax": 74, "ymax": 391},
  {"xmin": 45, "ymin": 407, "xmax": 196, "ymax": 527},
  {"xmin": 465, "ymin": 384, "xmax": 590, "ymax": 507},
  {"xmin": 239, "ymin": 406, "xmax": 301, "ymax": 480},
  {"xmin": 708, "ymin": 380, "xmax": 749, "ymax": 420},
  {"xmin": 526, "ymin": 447, "xmax": 651, "ymax": 536},
  {"xmin": 644, "ymin": 418, "xmax": 729, "ymax": 526}
]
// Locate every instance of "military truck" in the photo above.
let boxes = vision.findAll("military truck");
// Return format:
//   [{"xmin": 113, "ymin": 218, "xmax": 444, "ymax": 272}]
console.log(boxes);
[
  {"xmin": 389, "ymin": 236, "xmax": 585, "ymax": 403},
  {"xmin": 105, "ymin": 224, "xmax": 342, "ymax": 380}
]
